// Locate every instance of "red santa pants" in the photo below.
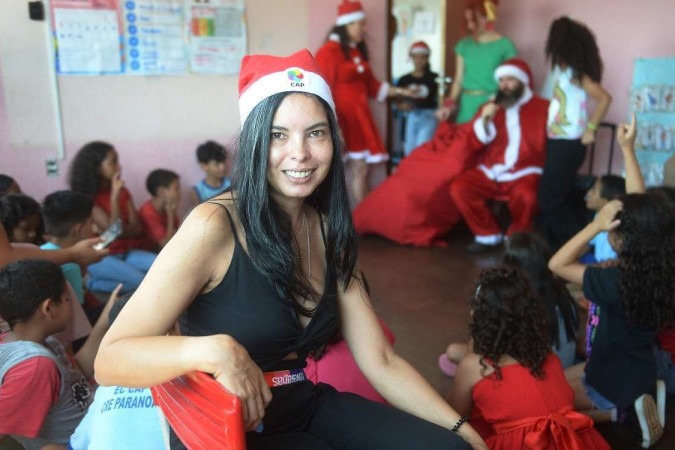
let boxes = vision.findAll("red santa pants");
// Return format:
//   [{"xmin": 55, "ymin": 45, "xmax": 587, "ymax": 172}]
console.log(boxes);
[{"xmin": 449, "ymin": 169, "xmax": 540, "ymax": 241}]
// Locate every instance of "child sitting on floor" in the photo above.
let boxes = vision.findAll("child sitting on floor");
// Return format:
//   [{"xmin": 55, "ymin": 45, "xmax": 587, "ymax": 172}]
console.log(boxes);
[
  {"xmin": 190, "ymin": 140, "xmax": 231, "ymax": 205},
  {"xmin": 0, "ymin": 194, "xmax": 43, "ymax": 245},
  {"xmin": 447, "ymin": 266, "xmax": 609, "ymax": 449},
  {"xmin": 41, "ymin": 190, "xmax": 96, "ymax": 305},
  {"xmin": 439, "ymin": 232, "xmax": 578, "ymax": 375},
  {"xmin": 139, "ymin": 169, "xmax": 182, "ymax": 250},
  {"xmin": 550, "ymin": 141, "xmax": 674, "ymax": 450},
  {"xmin": 0, "ymin": 260, "xmax": 119, "ymax": 449}
]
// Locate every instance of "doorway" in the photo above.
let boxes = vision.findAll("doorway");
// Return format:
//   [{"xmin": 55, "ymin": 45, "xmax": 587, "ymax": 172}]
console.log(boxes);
[{"xmin": 386, "ymin": 0, "xmax": 466, "ymax": 169}]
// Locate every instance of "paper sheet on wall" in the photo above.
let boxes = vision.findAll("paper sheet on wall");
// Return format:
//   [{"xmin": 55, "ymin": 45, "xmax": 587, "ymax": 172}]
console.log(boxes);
[
  {"xmin": 122, "ymin": 0, "xmax": 187, "ymax": 75},
  {"xmin": 630, "ymin": 57, "xmax": 675, "ymax": 186},
  {"xmin": 188, "ymin": 0, "xmax": 247, "ymax": 74},
  {"xmin": 51, "ymin": 0, "xmax": 123, "ymax": 74}
]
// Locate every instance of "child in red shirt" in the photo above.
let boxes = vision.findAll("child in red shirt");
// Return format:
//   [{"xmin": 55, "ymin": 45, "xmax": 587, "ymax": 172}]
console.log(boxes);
[{"xmin": 138, "ymin": 169, "xmax": 181, "ymax": 250}]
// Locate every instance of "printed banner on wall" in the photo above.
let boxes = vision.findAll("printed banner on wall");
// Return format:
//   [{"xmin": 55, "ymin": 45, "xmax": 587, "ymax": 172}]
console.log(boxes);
[
  {"xmin": 121, "ymin": 0, "xmax": 188, "ymax": 75},
  {"xmin": 51, "ymin": 0, "xmax": 123, "ymax": 74},
  {"xmin": 630, "ymin": 57, "xmax": 675, "ymax": 186},
  {"xmin": 188, "ymin": 0, "xmax": 247, "ymax": 74}
]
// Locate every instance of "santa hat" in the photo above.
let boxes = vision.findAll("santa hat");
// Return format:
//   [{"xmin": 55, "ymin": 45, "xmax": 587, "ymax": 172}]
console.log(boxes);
[
  {"xmin": 336, "ymin": 1, "xmax": 366, "ymax": 26},
  {"xmin": 238, "ymin": 49, "xmax": 335, "ymax": 125},
  {"xmin": 494, "ymin": 58, "xmax": 533, "ymax": 88},
  {"xmin": 409, "ymin": 41, "xmax": 430, "ymax": 56}
]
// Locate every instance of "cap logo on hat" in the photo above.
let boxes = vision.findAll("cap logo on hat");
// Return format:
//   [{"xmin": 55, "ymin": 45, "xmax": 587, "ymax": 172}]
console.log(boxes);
[{"xmin": 287, "ymin": 68, "xmax": 307, "ymax": 87}]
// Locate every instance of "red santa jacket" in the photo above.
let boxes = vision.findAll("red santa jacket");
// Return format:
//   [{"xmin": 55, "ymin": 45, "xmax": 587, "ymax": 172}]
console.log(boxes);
[
  {"xmin": 465, "ymin": 89, "xmax": 549, "ymax": 182},
  {"xmin": 315, "ymin": 36, "xmax": 389, "ymax": 157}
]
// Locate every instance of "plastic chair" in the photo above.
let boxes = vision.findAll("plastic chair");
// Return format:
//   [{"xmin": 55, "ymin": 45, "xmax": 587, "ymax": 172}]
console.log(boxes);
[{"xmin": 150, "ymin": 371, "xmax": 246, "ymax": 450}]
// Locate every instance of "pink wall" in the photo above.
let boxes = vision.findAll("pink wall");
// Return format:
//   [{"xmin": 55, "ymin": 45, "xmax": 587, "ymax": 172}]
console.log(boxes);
[{"xmin": 498, "ymin": 0, "xmax": 675, "ymax": 174}]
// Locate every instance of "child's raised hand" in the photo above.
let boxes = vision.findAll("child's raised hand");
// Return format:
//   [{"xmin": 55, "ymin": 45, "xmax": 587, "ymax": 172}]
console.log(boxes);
[
  {"xmin": 594, "ymin": 199, "xmax": 623, "ymax": 231},
  {"xmin": 111, "ymin": 171, "xmax": 125, "ymax": 198},
  {"xmin": 617, "ymin": 112, "xmax": 637, "ymax": 150}
]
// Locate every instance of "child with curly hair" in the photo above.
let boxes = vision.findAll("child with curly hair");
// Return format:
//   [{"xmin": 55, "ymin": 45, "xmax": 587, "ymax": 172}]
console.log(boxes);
[
  {"xmin": 439, "ymin": 231, "xmax": 578, "ymax": 377},
  {"xmin": 538, "ymin": 16, "xmax": 612, "ymax": 250},
  {"xmin": 447, "ymin": 267, "xmax": 609, "ymax": 449},
  {"xmin": 70, "ymin": 141, "xmax": 157, "ymax": 294},
  {"xmin": 549, "ymin": 116, "xmax": 672, "ymax": 448}
]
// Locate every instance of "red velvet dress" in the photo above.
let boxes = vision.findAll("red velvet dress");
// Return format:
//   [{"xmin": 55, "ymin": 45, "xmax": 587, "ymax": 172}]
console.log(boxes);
[
  {"xmin": 472, "ymin": 354, "xmax": 610, "ymax": 450},
  {"xmin": 315, "ymin": 37, "xmax": 388, "ymax": 163}
]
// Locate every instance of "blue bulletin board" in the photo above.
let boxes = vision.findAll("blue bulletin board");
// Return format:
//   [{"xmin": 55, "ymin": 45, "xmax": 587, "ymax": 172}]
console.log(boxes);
[{"xmin": 630, "ymin": 57, "xmax": 675, "ymax": 186}]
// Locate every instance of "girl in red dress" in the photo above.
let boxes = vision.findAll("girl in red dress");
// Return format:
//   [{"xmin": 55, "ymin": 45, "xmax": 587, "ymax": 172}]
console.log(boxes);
[
  {"xmin": 316, "ymin": 1, "xmax": 412, "ymax": 204},
  {"xmin": 447, "ymin": 267, "xmax": 609, "ymax": 450}
]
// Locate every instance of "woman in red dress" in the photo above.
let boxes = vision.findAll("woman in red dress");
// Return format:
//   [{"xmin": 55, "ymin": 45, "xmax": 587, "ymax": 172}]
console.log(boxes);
[{"xmin": 316, "ymin": 1, "xmax": 411, "ymax": 204}]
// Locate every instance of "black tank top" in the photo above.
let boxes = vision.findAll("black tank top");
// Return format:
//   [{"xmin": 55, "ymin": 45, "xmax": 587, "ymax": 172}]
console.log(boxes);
[{"xmin": 181, "ymin": 205, "xmax": 339, "ymax": 372}]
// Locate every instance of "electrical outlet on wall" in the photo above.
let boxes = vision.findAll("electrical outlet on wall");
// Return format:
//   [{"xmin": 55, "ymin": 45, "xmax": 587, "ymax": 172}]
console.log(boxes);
[{"xmin": 46, "ymin": 158, "xmax": 59, "ymax": 177}]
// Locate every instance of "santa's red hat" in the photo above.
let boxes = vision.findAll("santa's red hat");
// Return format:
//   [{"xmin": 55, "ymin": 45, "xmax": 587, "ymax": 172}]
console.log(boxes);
[
  {"xmin": 409, "ymin": 41, "xmax": 430, "ymax": 56},
  {"xmin": 238, "ymin": 49, "xmax": 335, "ymax": 125},
  {"xmin": 494, "ymin": 58, "xmax": 533, "ymax": 88},
  {"xmin": 336, "ymin": 1, "xmax": 366, "ymax": 26}
]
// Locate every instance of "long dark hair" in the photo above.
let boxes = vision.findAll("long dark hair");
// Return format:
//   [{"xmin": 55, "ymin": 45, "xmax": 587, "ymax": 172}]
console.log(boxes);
[
  {"xmin": 545, "ymin": 16, "xmax": 603, "ymax": 82},
  {"xmin": 70, "ymin": 141, "xmax": 115, "ymax": 196},
  {"xmin": 470, "ymin": 267, "xmax": 551, "ymax": 380},
  {"xmin": 614, "ymin": 192, "xmax": 675, "ymax": 328},
  {"xmin": 232, "ymin": 92, "xmax": 356, "ymax": 317},
  {"xmin": 503, "ymin": 232, "xmax": 577, "ymax": 350},
  {"xmin": 328, "ymin": 25, "xmax": 369, "ymax": 61}
]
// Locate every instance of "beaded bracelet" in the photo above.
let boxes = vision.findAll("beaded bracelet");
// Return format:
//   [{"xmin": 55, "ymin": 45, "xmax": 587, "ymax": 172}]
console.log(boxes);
[
  {"xmin": 451, "ymin": 416, "xmax": 468, "ymax": 433},
  {"xmin": 587, "ymin": 122, "xmax": 598, "ymax": 131}
]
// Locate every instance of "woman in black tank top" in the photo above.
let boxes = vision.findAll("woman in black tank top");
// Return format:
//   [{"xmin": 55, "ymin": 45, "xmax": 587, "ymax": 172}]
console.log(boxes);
[{"xmin": 95, "ymin": 49, "xmax": 485, "ymax": 450}]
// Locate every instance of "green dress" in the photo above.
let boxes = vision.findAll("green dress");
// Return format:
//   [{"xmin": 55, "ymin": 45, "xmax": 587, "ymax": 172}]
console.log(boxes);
[{"xmin": 454, "ymin": 36, "xmax": 517, "ymax": 123}]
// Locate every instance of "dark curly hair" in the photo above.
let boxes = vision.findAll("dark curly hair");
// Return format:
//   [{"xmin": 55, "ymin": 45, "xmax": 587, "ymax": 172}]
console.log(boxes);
[
  {"xmin": 503, "ymin": 232, "xmax": 577, "ymax": 351},
  {"xmin": 0, "ymin": 194, "xmax": 43, "ymax": 243},
  {"xmin": 613, "ymin": 192, "xmax": 675, "ymax": 328},
  {"xmin": 470, "ymin": 266, "xmax": 551, "ymax": 380},
  {"xmin": 327, "ymin": 25, "xmax": 369, "ymax": 62},
  {"xmin": 545, "ymin": 16, "xmax": 603, "ymax": 82},
  {"xmin": 69, "ymin": 141, "xmax": 115, "ymax": 196}
]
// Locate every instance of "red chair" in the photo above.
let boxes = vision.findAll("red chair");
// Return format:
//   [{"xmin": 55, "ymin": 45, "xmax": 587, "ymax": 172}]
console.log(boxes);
[{"xmin": 151, "ymin": 371, "xmax": 246, "ymax": 450}]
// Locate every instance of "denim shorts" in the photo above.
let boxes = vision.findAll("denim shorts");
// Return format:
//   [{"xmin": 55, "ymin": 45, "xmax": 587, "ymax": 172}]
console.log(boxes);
[{"xmin": 582, "ymin": 376, "xmax": 616, "ymax": 411}]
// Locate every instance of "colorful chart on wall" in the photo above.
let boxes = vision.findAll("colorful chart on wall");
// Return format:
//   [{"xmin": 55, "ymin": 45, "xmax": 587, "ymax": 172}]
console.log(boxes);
[
  {"xmin": 51, "ymin": 0, "xmax": 123, "ymax": 74},
  {"xmin": 122, "ymin": 0, "xmax": 188, "ymax": 75},
  {"xmin": 630, "ymin": 57, "xmax": 675, "ymax": 186},
  {"xmin": 188, "ymin": 0, "xmax": 247, "ymax": 74},
  {"xmin": 49, "ymin": 0, "xmax": 247, "ymax": 76}
]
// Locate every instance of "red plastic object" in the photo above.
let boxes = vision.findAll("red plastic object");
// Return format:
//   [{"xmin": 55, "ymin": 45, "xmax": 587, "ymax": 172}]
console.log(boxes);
[{"xmin": 150, "ymin": 371, "xmax": 246, "ymax": 450}]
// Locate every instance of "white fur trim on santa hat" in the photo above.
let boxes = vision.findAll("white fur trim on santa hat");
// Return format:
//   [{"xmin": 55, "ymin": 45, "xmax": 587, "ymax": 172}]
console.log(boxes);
[
  {"xmin": 336, "ymin": 11, "xmax": 366, "ymax": 26},
  {"xmin": 238, "ymin": 68, "xmax": 335, "ymax": 125},
  {"xmin": 410, "ymin": 44, "xmax": 430, "ymax": 55},
  {"xmin": 494, "ymin": 64, "xmax": 529, "ymax": 86}
]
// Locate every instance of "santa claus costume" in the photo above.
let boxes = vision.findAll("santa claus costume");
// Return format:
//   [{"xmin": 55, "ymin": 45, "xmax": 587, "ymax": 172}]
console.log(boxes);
[
  {"xmin": 449, "ymin": 58, "xmax": 549, "ymax": 250},
  {"xmin": 315, "ymin": 1, "xmax": 390, "ymax": 164}
]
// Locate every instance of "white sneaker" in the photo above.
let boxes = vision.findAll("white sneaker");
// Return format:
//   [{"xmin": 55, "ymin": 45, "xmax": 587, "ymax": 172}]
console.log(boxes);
[
  {"xmin": 656, "ymin": 379, "xmax": 666, "ymax": 429},
  {"xmin": 635, "ymin": 393, "xmax": 664, "ymax": 448}
]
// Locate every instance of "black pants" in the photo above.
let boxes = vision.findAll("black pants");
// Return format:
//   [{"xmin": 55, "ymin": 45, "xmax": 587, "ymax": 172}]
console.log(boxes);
[
  {"xmin": 538, "ymin": 138, "xmax": 587, "ymax": 250},
  {"xmin": 246, "ymin": 383, "xmax": 471, "ymax": 450}
]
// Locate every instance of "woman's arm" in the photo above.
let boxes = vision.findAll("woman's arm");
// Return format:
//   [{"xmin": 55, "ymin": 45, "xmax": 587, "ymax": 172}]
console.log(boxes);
[
  {"xmin": 581, "ymin": 75, "xmax": 612, "ymax": 145},
  {"xmin": 94, "ymin": 203, "xmax": 271, "ymax": 431},
  {"xmin": 339, "ymin": 275, "xmax": 487, "ymax": 449},
  {"xmin": 549, "ymin": 200, "xmax": 623, "ymax": 284}
]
